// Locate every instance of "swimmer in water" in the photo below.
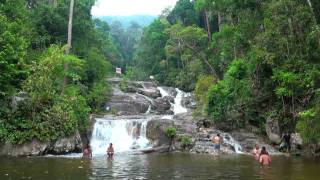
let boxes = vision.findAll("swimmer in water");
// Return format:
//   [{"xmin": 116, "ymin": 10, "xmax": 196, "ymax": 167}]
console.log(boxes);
[{"xmin": 259, "ymin": 146, "xmax": 271, "ymax": 166}]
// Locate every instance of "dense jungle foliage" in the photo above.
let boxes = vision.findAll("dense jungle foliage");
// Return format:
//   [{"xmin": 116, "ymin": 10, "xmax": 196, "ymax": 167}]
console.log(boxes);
[
  {"xmin": 0, "ymin": 0, "xmax": 120, "ymax": 144},
  {"xmin": 129, "ymin": 0, "xmax": 320, "ymax": 150}
]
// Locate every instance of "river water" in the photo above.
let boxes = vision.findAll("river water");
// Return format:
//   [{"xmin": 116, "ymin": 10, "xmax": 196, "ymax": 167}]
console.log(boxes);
[{"xmin": 0, "ymin": 153, "xmax": 319, "ymax": 180}]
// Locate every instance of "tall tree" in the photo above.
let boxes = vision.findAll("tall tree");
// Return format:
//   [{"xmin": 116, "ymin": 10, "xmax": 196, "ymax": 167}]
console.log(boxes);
[{"xmin": 62, "ymin": 0, "xmax": 74, "ymax": 94}]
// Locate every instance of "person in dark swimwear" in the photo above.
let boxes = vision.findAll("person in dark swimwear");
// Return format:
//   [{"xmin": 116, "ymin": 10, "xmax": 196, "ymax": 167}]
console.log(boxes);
[
  {"xmin": 83, "ymin": 144, "xmax": 92, "ymax": 158},
  {"xmin": 107, "ymin": 143, "xmax": 114, "ymax": 158},
  {"xmin": 259, "ymin": 146, "xmax": 271, "ymax": 165},
  {"xmin": 280, "ymin": 133, "xmax": 291, "ymax": 153}
]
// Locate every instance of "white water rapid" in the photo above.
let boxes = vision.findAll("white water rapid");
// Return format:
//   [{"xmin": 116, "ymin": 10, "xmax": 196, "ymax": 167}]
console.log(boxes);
[
  {"xmin": 157, "ymin": 87, "xmax": 188, "ymax": 115},
  {"xmin": 173, "ymin": 88, "xmax": 188, "ymax": 115},
  {"xmin": 90, "ymin": 118, "xmax": 151, "ymax": 156},
  {"xmin": 220, "ymin": 133, "xmax": 243, "ymax": 154}
]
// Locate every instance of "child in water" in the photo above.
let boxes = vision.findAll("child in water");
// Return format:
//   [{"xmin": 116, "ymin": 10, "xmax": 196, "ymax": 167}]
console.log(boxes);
[
  {"xmin": 107, "ymin": 143, "xmax": 114, "ymax": 158},
  {"xmin": 259, "ymin": 146, "xmax": 271, "ymax": 165}
]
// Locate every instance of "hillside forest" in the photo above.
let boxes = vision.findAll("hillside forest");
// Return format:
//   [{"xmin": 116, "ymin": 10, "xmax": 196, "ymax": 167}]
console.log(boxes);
[{"xmin": 1, "ymin": 0, "xmax": 320, "ymax": 153}]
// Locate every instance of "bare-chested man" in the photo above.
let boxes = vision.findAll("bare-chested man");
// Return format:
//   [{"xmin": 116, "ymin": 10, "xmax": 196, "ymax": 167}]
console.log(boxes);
[
  {"xmin": 212, "ymin": 133, "xmax": 221, "ymax": 151},
  {"xmin": 107, "ymin": 143, "xmax": 114, "ymax": 158}
]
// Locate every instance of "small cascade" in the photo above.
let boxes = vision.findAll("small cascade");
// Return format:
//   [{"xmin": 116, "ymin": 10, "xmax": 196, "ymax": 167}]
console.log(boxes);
[
  {"xmin": 90, "ymin": 118, "xmax": 151, "ymax": 156},
  {"xmin": 145, "ymin": 105, "xmax": 151, "ymax": 114},
  {"xmin": 220, "ymin": 133, "xmax": 243, "ymax": 154},
  {"xmin": 173, "ymin": 88, "xmax": 188, "ymax": 115},
  {"xmin": 157, "ymin": 87, "xmax": 169, "ymax": 97}
]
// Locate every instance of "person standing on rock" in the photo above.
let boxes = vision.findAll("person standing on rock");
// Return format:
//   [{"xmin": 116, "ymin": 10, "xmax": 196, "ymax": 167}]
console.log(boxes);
[
  {"xmin": 252, "ymin": 144, "xmax": 261, "ymax": 161},
  {"xmin": 259, "ymin": 146, "xmax": 271, "ymax": 166},
  {"xmin": 212, "ymin": 133, "xmax": 221, "ymax": 152},
  {"xmin": 107, "ymin": 143, "xmax": 114, "ymax": 158}
]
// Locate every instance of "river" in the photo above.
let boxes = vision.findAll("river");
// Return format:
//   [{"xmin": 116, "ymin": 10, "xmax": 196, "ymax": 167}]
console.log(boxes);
[{"xmin": 0, "ymin": 153, "xmax": 319, "ymax": 180}]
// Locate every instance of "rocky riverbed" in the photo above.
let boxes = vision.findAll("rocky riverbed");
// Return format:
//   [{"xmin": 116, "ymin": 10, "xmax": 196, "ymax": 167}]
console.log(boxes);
[{"xmin": 0, "ymin": 78, "xmax": 304, "ymax": 156}]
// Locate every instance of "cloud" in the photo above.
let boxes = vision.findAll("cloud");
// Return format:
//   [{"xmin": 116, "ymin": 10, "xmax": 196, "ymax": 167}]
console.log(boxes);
[{"xmin": 91, "ymin": 0, "xmax": 178, "ymax": 16}]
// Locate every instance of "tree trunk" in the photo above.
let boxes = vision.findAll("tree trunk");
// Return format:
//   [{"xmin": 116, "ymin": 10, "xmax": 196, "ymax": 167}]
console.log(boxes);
[
  {"xmin": 307, "ymin": 0, "xmax": 312, "ymax": 9},
  {"xmin": 204, "ymin": 9, "xmax": 211, "ymax": 40},
  {"xmin": 218, "ymin": 12, "xmax": 222, "ymax": 32},
  {"xmin": 62, "ymin": 0, "xmax": 74, "ymax": 94},
  {"xmin": 53, "ymin": 0, "xmax": 58, "ymax": 7}
]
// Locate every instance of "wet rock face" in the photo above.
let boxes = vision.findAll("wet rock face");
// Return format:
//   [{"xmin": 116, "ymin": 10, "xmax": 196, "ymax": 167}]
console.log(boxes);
[
  {"xmin": 146, "ymin": 119, "xmax": 174, "ymax": 147},
  {"xmin": 137, "ymin": 88, "xmax": 161, "ymax": 99},
  {"xmin": 266, "ymin": 117, "xmax": 281, "ymax": 144},
  {"xmin": 161, "ymin": 86, "xmax": 177, "ymax": 97},
  {"xmin": 106, "ymin": 94, "xmax": 151, "ymax": 115},
  {"xmin": 51, "ymin": 130, "xmax": 83, "ymax": 154},
  {"xmin": 0, "ymin": 140, "xmax": 50, "ymax": 156},
  {"xmin": 151, "ymin": 98, "xmax": 172, "ymax": 115},
  {"xmin": 0, "ymin": 131, "xmax": 83, "ymax": 156},
  {"xmin": 230, "ymin": 130, "xmax": 278, "ymax": 154},
  {"xmin": 181, "ymin": 95, "xmax": 197, "ymax": 109}
]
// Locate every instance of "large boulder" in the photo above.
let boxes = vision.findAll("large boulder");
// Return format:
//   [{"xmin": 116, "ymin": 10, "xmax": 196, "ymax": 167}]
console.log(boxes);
[
  {"xmin": 290, "ymin": 133, "xmax": 303, "ymax": 152},
  {"xmin": 266, "ymin": 117, "xmax": 281, "ymax": 144},
  {"xmin": 137, "ymin": 88, "xmax": 161, "ymax": 99},
  {"xmin": 106, "ymin": 93, "xmax": 151, "ymax": 115},
  {"xmin": 151, "ymin": 97, "xmax": 172, "ymax": 115},
  {"xmin": 11, "ymin": 92, "xmax": 29, "ymax": 111},
  {"xmin": 0, "ymin": 140, "xmax": 50, "ymax": 156},
  {"xmin": 146, "ymin": 118, "xmax": 174, "ymax": 147},
  {"xmin": 51, "ymin": 130, "xmax": 83, "ymax": 154}
]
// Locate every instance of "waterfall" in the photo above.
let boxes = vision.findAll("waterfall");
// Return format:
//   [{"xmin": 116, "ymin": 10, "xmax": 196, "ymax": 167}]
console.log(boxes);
[
  {"xmin": 173, "ymin": 88, "xmax": 188, "ymax": 115},
  {"xmin": 220, "ymin": 133, "xmax": 243, "ymax": 154},
  {"xmin": 157, "ymin": 87, "xmax": 169, "ymax": 97},
  {"xmin": 90, "ymin": 118, "xmax": 151, "ymax": 156}
]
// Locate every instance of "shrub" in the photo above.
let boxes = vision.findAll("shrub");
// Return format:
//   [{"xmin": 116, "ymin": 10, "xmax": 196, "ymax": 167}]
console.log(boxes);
[
  {"xmin": 165, "ymin": 127, "xmax": 177, "ymax": 139},
  {"xmin": 178, "ymin": 135, "xmax": 192, "ymax": 149},
  {"xmin": 297, "ymin": 108, "xmax": 320, "ymax": 145}
]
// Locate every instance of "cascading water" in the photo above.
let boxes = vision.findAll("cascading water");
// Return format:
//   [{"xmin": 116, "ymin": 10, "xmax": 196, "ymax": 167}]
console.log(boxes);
[
  {"xmin": 173, "ymin": 88, "xmax": 188, "ymax": 115},
  {"xmin": 220, "ymin": 133, "xmax": 243, "ymax": 154},
  {"xmin": 157, "ymin": 87, "xmax": 169, "ymax": 97},
  {"xmin": 90, "ymin": 118, "xmax": 151, "ymax": 156},
  {"xmin": 157, "ymin": 87, "xmax": 188, "ymax": 115}
]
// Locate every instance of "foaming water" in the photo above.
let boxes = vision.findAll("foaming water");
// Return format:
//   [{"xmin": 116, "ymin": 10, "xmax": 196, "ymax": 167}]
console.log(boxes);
[
  {"xmin": 90, "ymin": 118, "xmax": 151, "ymax": 156},
  {"xmin": 173, "ymin": 88, "xmax": 188, "ymax": 115},
  {"xmin": 220, "ymin": 133, "xmax": 243, "ymax": 154},
  {"xmin": 157, "ymin": 87, "xmax": 169, "ymax": 97}
]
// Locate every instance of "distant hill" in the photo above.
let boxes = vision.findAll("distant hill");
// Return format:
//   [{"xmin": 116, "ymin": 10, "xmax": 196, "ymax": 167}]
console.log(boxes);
[{"xmin": 96, "ymin": 15, "xmax": 158, "ymax": 28}]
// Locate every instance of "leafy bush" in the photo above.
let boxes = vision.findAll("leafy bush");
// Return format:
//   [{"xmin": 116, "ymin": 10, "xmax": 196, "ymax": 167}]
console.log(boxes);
[
  {"xmin": 0, "ymin": 46, "xmax": 91, "ymax": 144},
  {"xmin": 206, "ymin": 59, "xmax": 250, "ymax": 128},
  {"xmin": 86, "ymin": 81, "xmax": 110, "ymax": 112},
  {"xmin": 194, "ymin": 75, "xmax": 216, "ymax": 113},
  {"xmin": 178, "ymin": 135, "xmax": 192, "ymax": 149},
  {"xmin": 297, "ymin": 108, "xmax": 320, "ymax": 145},
  {"xmin": 165, "ymin": 127, "xmax": 177, "ymax": 139}
]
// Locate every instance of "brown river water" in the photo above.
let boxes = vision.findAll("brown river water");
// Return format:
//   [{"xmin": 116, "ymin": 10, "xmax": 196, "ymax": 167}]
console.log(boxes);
[{"xmin": 0, "ymin": 153, "xmax": 319, "ymax": 180}]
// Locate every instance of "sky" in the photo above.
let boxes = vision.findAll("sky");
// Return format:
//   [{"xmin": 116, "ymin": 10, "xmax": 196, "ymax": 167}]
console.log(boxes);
[{"xmin": 91, "ymin": 0, "xmax": 178, "ymax": 16}]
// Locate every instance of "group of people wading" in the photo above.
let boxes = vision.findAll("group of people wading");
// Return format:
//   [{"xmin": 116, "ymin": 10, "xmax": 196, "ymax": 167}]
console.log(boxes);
[
  {"xmin": 82, "ymin": 143, "xmax": 114, "ymax": 158},
  {"xmin": 252, "ymin": 144, "xmax": 272, "ymax": 165},
  {"xmin": 212, "ymin": 133, "xmax": 272, "ymax": 166}
]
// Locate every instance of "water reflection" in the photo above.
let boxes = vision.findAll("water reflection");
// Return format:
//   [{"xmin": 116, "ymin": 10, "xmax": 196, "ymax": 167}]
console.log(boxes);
[
  {"xmin": 0, "ymin": 154, "xmax": 319, "ymax": 180},
  {"xmin": 89, "ymin": 152, "xmax": 149, "ymax": 179}
]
